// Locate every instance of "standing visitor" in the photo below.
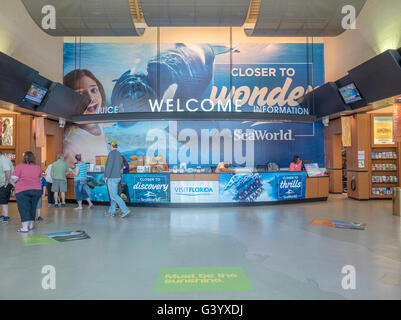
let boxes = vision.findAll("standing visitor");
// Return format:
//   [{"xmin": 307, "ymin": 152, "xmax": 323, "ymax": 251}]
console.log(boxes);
[
  {"xmin": 289, "ymin": 155, "xmax": 303, "ymax": 172},
  {"xmin": 72, "ymin": 154, "xmax": 94, "ymax": 210},
  {"xmin": 45, "ymin": 163, "xmax": 55, "ymax": 207},
  {"xmin": 36, "ymin": 176, "xmax": 46, "ymax": 221},
  {"xmin": 0, "ymin": 151, "xmax": 14, "ymax": 224},
  {"xmin": 11, "ymin": 152, "xmax": 42, "ymax": 233},
  {"xmin": 104, "ymin": 141, "xmax": 130, "ymax": 218},
  {"xmin": 51, "ymin": 154, "xmax": 69, "ymax": 207}
]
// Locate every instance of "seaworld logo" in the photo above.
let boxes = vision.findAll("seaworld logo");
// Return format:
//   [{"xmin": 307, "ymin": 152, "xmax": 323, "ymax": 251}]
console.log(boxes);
[
  {"xmin": 175, "ymin": 186, "xmax": 214, "ymax": 196},
  {"xmin": 234, "ymin": 129, "xmax": 293, "ymax": 141}
]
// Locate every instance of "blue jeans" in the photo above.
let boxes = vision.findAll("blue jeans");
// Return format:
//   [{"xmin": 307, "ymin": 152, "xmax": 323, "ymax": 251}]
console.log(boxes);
[
  {"xmin": 107, "ymin": 178, "xmax": 129, "ymax": 215},
  {"xmin": 74, "ymin": 180, "xmax": 90, "ymax": 202}
]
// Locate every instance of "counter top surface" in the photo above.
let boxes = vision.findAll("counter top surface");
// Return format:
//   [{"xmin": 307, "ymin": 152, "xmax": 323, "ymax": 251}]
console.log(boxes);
[
  {"xmin": 79, "ymin": 171, "xmax": 315, "ymax": 175},
  {"xmin": 66, "ymin": 171, "xmax": 327, "ymax": 178}
]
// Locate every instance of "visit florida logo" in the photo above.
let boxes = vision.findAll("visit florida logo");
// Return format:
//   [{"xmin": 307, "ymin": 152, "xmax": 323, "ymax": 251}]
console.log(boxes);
[{"xmin": 175, "ymin": 186, "xmax": 214, "ymax": 196}]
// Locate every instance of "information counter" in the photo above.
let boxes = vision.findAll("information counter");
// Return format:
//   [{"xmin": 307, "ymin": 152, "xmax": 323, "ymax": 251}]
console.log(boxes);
[{"xmin": 66, "ymin": 172, "xmax": 328, "ymax": 205}]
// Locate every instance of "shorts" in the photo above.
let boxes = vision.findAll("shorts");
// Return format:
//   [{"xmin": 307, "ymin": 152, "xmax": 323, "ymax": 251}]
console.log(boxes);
[
  {"xmin": 0, "ymin": 184, "xmax": 13, "ymax": 205},
  {"xmin": 52, "ymin": 179, "xmax": 67, "ymax": 193}
]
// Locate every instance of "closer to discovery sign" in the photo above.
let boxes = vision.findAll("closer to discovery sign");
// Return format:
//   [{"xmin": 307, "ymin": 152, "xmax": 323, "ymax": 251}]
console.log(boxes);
[{"xmin": 130, "ymin": 174, "xmax": 170, "ymax": 203}]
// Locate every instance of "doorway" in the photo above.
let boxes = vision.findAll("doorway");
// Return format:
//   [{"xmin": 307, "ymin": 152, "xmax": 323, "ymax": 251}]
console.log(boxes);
[{"xmin": 45, "ymin": 134, "xmax": 56, "ymax": 168}]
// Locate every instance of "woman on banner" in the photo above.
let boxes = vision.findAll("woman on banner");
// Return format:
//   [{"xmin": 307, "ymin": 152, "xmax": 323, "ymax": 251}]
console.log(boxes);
[{"xmin": 63, "ymin": 69, "xmax": 109, "ymax": 164}]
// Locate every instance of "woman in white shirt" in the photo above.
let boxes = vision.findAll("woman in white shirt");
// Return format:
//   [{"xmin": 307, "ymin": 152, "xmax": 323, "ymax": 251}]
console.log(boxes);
[{"xmin": 45, "ymin": 164, "xmax": 55, "ymax": 206}]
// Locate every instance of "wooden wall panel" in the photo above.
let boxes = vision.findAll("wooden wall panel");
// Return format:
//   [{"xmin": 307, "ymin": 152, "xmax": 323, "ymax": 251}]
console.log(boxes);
[
  {"xmin": 328, "ymin": 169, "xmax": 343, "ymax": 193},
  {"xmin": 325, "ymin": 118, "xmax": 344, "ymax": 193},
  {"xmin": 347, "ymin": 171, "xmax": 370, "ymax": 200},
  {"xmin": 44, "ymin": 119, "xmax": 63, "ymax": 158},
  {"xmin": 305, "ymin": 177, "xmax": 329, "ymax": 199}
]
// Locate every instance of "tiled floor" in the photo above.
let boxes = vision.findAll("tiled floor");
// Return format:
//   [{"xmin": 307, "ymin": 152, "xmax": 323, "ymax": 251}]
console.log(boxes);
[{"xmin": 1, "ymin": 196, "xmax": 400, "ymax": 299}]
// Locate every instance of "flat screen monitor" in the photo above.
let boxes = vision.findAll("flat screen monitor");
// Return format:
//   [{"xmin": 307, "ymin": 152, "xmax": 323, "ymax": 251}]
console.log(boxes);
[
  {"xmin": 24, "ymin": 83, "xmax": 48, "ymax": 105},
  {"xmin": 338, "ymin": 83, "xmax": 362, "ymax": 104}
]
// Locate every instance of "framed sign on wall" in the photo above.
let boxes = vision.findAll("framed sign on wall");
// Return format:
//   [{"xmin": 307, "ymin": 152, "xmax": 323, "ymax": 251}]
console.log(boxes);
[
  {"xmin": 0, "ymin": 115, "xmax": 16, "ymax": 149},
  {"xmin": 372, "ymin": 115, "xmax": 394, "ymax": 146}
]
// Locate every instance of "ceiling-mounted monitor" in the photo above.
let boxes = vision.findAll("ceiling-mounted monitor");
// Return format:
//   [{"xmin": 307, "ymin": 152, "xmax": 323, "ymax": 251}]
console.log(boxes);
[
  {"xmin": 23, "ymin": 83, "xmax": 48, "ymax": 105},
  {"xmin": 338, "ymin": 83, "xmax": 363, "ymax": 104}
]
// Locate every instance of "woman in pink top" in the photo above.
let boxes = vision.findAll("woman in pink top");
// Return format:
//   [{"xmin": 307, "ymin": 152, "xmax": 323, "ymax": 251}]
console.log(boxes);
[
  {"xmin": 289, "ymin": 155, "xmax": 303, "ymax": 171},
  {"xmin": 11, "ymin": 152, "xmax": 42, "ymax": 233}
]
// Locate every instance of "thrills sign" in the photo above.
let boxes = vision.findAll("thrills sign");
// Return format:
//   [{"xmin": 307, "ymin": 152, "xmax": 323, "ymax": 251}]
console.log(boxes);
[
  {"xmin": 63, "ymin": 43, "xmax": 324, "ymax": 115},
  {"xmin": 219, "ymin": 172, "xmax": 306, "ymax": 202},
  {"xmin": 277, "ymin": 174, "xmax": 305, "ymax": 200}
]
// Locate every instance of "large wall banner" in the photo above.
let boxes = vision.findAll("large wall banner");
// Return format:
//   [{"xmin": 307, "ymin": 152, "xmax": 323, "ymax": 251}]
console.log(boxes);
[
  {"xmin": 63, "ymin": 42, "xmax": 325, "ymax": 168},
  {"xmin": 63, "ymin": 43, "xmax": 324, "ymax": 114}
]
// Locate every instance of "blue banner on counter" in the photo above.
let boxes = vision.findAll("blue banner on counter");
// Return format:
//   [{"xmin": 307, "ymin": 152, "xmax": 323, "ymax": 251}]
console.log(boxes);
[
  {"xmin": 87, "ymin": 173, "xmax": 109, "ymax": 202},
  {"xmin": 87, "ymin": 173, "xmax": 170, "ymax": 203},
  {"xmin": 219, "ymin": 172, "xmax": 306, "ymax": 202},
  {"xmin": 127, "ymin": 174, "xmax": 170, "ymax": 203}
]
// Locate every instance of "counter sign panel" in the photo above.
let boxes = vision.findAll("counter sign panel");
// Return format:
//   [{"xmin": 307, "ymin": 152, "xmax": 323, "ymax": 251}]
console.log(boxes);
[
  {"xmin": 131, "ymin": 174, "xmax": 170, "ymax": 203},
  {"xmin": 219, "ymin": 172, "xmax": 306, "ymax": 202},
  {"xmin": 277, "ymin": 174, "xmax": 305, "ymax": 200},
  {"xmin": 171, "ymin": 180, "xmax": 219, "ymax": 203}
]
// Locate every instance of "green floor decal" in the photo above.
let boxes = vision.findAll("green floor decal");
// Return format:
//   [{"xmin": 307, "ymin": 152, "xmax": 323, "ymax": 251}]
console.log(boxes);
[
  {"xmin": 22, "ymin": 235, "xmax": 58, "ymax": 246},
  {"xmin": 155, "ymin": 267, "xmax": 252, "ymax": 292}
]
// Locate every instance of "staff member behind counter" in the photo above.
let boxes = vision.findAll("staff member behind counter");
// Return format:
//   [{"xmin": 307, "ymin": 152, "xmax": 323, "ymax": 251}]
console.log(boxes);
[
  {"xmin": 289, "ymin": 155, "xmax": 303, "ymax": 171},
  {"xmin": 215, "ymin": 161, "xmax": 235, "ymax": 173}
]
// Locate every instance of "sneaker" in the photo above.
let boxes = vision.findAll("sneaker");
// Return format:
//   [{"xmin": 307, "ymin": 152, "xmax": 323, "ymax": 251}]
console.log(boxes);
[
  {"xmin": 74, "ymin": 206, "xmax": 83, "ymax": 210},
  {"xmin": 54, "ymin": 203, "xmax": 60, "ymax": 207},
  {"xmin": 37, "ymin": 216, "xmax": 44, "ymax": 221},
  {"xmin": 0, "ymin": 216, "xmax": 3, "ymax": 221},
  {"xmin": 121, "ymin": 210, "xmax": 131, "ymax": 218},
  {"xmin": 61, "ymin": 203, "xmax": 66, "ymax": 208},
  {"xmin": 2, "ymin": 217, "xmax": 10, "ymax": 224}
]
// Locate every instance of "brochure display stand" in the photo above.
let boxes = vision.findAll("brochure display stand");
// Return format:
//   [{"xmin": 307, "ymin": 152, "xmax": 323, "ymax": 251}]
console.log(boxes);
[{"xmin": 370, "ymin": 114, "xmax": 399, "ymax": 199}]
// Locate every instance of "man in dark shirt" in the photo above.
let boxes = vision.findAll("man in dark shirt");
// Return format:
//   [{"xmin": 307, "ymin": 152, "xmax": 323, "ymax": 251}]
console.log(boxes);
[{"xmin": 104, "ymin": 141, "xmax": 131, "ymax": 218}]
